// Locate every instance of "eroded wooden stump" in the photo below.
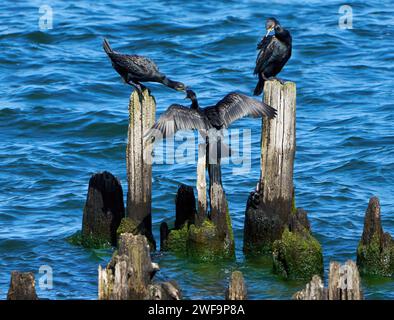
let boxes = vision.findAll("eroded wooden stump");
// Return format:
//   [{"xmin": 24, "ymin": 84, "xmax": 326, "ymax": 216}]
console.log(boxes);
[
  {"xmin": 175, "ymin": 184, "xmax": 197, "ymax": 229},
  {"xmin": 82, "ymin": 171, "xmax": 124, "ymax": 247},
  {"xmin": 7, "ymin": 271, "xmax": 38, "ymax": 300},
  {"xmin": 328, "ymin": 260, "xmax": 362, "ymax": 300},
  {"xmin": 292, "ymin": 275, "xmax": 326, "ymax": 300},
  {"xmin": 293, "ymin": 260, "xmax": 363, "ymax": 300},
  {"xmin": 98, "ymin": 233, "xmax": 180, "ymax": 300},
  {"xmin": 225, "ymin": 271, "xmax": 247, "ymax": 300},
  {"xmin": 357, "ymin": 196, "xmax": 394, "ymax": 276}
]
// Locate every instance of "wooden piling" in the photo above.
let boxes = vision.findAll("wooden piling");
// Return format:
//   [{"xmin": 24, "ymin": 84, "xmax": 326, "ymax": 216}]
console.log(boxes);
[
  {"xmin": 328, "ymin": 260, "xmax": 363, "ymax": 300},
  {"xmin": 244, "ymin": 80, "xmax": 296, "ymax": 253},
  {"xmin": 98, "ymin": 233, "xmax": 180, "ymax": 300},
  {"xmin": 292, "ymin": 275, "xmax": 326, "ymax": 300},
  {"xmin": 293, "ymin": 260, "xmax": 363, "ymax": 300},
  {"xmin": 225, "ymin": 271, "xmax": 247, "ymax": 300},
  {"xmin": 125, "ymin": 89, "xmax": 156, "ymax": 249},
  {"xmin": 196, "ymin": 143, "xmax": 207, "ymax": 225},
  {"xmin": 357, "ymin": 196, "xmax": 394, "ymax": 276},
  {"xmin": 81, "ymin": 171, "xmax": 124, "ymax": 247},
  {"xmin": 7, "ymin": 271, "xmax": 38, "ymax": 300}
]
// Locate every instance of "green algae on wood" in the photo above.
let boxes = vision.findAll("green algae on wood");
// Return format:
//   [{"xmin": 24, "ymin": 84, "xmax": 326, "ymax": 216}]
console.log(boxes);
[
  {"xmin": 162, "ymin": 183, "xmax": 235, "ymax": 262},
  {"xmin": 117, "ymin": 217, "xmax": 156, "ymax": 250},
  {"xmin": 356, "ymin": 197, "xmax": 394, "ymax": 277},
  {"xmin": 164, "ymin": 218, "xmax": 235, "ymax": 262},
  {"xmin": 187, "ymin": 219, "xmax": 234, "ymax": 262},
  {"xmin": 67, "ymin": 230, "xmax": 111, "ymax": 249},
  {"xmin": 272, "ymin": 228, "xmax": 323, "ymax": 280}
]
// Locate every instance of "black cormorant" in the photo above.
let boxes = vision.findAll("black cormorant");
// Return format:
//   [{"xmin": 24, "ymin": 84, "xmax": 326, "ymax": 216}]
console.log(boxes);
[
  {"xmin": 253, "ymin": 18, "xmax": 292, "ymax": 96},
  {"xmin": 103, "ymin": 38, "xmax": 186, "ymax": 94},
  {"xmin": 146, "ymin": 89, "xmax": 276, "ymax": 157}
]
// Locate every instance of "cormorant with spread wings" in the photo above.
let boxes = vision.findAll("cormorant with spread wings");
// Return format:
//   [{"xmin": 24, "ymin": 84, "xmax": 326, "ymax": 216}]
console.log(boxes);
[{"xmin": 146, "ymin": 89, "xmax": 276, "ymax": 157}]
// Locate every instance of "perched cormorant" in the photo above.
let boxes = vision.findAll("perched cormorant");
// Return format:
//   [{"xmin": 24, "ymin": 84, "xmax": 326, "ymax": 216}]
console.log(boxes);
[
  {"xmin": 103, "ymin": 38, "xmax": 186, "ymax": 94},
  {"xmin": 146, "ymin": 89, "xmax": 276, "ymax": 157},
  {"xmin": 253, "ymin": 18, "xmax": 292, "ymax": 96}
]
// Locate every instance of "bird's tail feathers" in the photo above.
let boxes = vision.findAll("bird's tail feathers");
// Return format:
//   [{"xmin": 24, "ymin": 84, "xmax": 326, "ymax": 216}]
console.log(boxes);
[
  {"xmin": 103, "ymin": 38, "xmax": 113, "ymax": 55},
  {"xmin": 253, "ymin": 78, "xmax": 265, "ymax": 96},
  {"xmin": 207, "ymin": 135, "xmax": 233, "ymax": 161}
]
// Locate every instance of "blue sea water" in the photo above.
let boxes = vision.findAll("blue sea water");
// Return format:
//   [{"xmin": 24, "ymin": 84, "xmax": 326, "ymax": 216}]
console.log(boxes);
[{"xmin": 0, "ymin": 0, "xmax": 393, "ymax": 299}]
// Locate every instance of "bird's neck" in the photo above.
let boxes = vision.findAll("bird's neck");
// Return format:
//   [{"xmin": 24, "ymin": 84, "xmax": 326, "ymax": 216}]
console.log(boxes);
[
  {"xmin": 190, "ymin": 97, "xmax": 199, "ymax": 110},
  {"xmin": 161, "ymin": 77, "xmax": 178, "ymax": 89}
]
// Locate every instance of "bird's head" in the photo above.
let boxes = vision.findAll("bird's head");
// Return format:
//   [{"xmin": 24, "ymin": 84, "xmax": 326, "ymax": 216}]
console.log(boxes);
[
  {"xmin": 173, "ymin": 81, "xmax": 187, "ymax": 92},
  {"xmin": 265, "ymin": 17, "xmax": 280, "ymax": 37},
  {"xmin": 185, "ymin": 89, "xmax": 197, "ymax": 100}
]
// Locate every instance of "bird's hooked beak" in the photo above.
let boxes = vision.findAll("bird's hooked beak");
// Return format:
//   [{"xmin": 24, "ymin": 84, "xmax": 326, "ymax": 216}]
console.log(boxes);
[{"xmin": 265, "ymin": 27, "xmax": 274, "ymax": 38}]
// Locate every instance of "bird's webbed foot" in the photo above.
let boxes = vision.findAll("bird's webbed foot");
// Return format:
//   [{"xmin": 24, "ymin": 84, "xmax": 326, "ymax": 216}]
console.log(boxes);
[
  {"xmin": 128, "ymin": 81, "xmax": 145, "ymax": 102},
  {"xmin": 268, "ymin": 77, "xmax": 286, "ymax": 85}
]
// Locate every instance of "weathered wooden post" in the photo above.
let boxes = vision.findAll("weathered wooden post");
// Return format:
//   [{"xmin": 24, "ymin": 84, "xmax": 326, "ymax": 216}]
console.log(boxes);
[
  {"xmin": 244, "ymin": 80, "xmax": 322, "ymax": 280},
  {"xmin": 357, "ymin": 196, "xmax": 394, "ymax": 276},
  {"xmin": 98, "ymin": 233, "xmax": 181, "ymax": 300},
  {"xmin": 121, "ymin": 89, "xmax": 156, "ymax": 249},
  {"xmin": 244, "ymin": 80, "xmax": 296, "ymax": 252},
  {"xmin": 225, "ymin": 271, "xmax": 247, "ymax": 300},
  {"xmin": 7, "ymin": 271, "xmax": 38, "ymax": 300}
]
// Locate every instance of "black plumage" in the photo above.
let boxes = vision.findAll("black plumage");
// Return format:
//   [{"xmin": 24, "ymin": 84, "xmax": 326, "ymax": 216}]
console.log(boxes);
[
  {"xmin": 147, "ymin": 89, "xmax": 276, "ymax": 140},
  {"xmin": 103, "ymin": 38, "xmax": 186, "ymax": 94},
  {"xmin": 254, "ymin": 18, "xmax": 292, "ymax": 96}
]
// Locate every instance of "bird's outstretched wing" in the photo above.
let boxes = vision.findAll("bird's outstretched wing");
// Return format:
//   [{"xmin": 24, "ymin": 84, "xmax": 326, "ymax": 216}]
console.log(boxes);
[
  {"xmin": 146, "ymin": 104, "xmax": 210, "ymax": 139},
  {"xmin": 213, "ymin": 93, "xmax": 277, "ymax": 128}
]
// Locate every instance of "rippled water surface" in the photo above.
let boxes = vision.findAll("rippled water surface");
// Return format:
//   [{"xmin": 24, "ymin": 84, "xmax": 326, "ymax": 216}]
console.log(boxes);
[{"xmin": 1, "ymin": 0, "xmax": 394, "ymax": 299}]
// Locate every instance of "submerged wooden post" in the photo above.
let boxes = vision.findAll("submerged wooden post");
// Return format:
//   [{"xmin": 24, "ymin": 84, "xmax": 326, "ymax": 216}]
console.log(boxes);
[
  {"xmin": 244, "ymin": 80, "xmax": 296, "ymax": 253},
  {"xmin": 125, "ymin": 89, "xmax": 156, "ymax": 249},
  {"xmin": 225, "ymin": 271, "xmax": 247, "ymax": 300},
  {"xmin": 357, "ymin": 196, "xmax": 394, "ymax": 276},
  {"xmin": 7, "ymin": 271, "xmax": 38, "ymax": 300},
  {"xmin": 81, "ymin": 171, "xmax": 124, "ymax": 247}
]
